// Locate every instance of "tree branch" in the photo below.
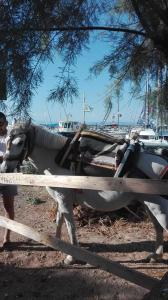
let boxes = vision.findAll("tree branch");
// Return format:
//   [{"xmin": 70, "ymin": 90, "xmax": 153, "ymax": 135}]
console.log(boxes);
[
  {"xmin": 1, "ymin": 25, "xmax": 146, "ymax": 36},
  {"xmin": 130, "ymin": 0, "xmax": 153, "ymax": 37}
]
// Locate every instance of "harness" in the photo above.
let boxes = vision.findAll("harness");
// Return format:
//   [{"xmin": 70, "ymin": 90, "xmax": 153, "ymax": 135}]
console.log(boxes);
[
  {"xmin": 5, "ymin": 127, "xmax": 36, "ymax": 166},
  {"xmin": 55, "ymin": 137, "xmax": 72, "ymax": 166},
  {"xmin": 55, "ymin": 129, "xmax": 135, "ymax": 177}
]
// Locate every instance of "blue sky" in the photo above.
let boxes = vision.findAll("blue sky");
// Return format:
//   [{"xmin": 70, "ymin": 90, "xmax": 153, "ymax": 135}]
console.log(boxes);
[{"xmin": 9, "ymin": 37, "xmax": 144, "ymax": 125}]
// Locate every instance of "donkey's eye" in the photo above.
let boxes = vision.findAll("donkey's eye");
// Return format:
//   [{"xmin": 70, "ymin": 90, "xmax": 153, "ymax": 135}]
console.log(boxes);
[{"xmin": 17, "ymin": 141, "xmax": 24, "ymax": 146}]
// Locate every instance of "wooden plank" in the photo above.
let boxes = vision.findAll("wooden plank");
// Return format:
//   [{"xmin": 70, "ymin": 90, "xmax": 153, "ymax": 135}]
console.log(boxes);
[
  {"xmin": 79, "ymin": 158, "xmax": 116, "ymax": 170},
  {"xmin": 0, "ymin": 173, "xmax": 167, "ymax": 194},
  {"xmin": 0, "ymin": 216, "xmax": 158, "ymax": 290},
  {"xmin": 143, "ymin": 271, "xmax": 168, "ymax": 299},
  {"xmin": 60, "ymin": 124, "xmax": 84, "ymax": 167}
]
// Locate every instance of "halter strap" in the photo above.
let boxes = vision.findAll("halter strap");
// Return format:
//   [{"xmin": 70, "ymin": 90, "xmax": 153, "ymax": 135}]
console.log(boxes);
[
  {"xmin": 5, "ymin": 126, "xmax": 36, "ymax": 163},
  {"xmin": 25, "ymin": 126, "xmax": 36, "ymax": 159}
]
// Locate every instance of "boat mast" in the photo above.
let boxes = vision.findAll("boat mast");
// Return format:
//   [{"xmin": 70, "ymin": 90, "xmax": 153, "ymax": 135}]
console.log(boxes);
[
  {"xmin": 83, "ymin": 93, "xmax": 86, "ymax": 124},
  {"xmin": 46, "ymin": 105, "xmax": 52, "ymax": 124},
  {"xmin": 145, "ymin": 70, "xmax": 150, "ymax": 128},
  {"xmin": 117, "ymin": 93, "xmax": 120, "ymax": 127},
  {"xmin": 156, "ymin": 67, "xmax": 161, "ymax": 135}
]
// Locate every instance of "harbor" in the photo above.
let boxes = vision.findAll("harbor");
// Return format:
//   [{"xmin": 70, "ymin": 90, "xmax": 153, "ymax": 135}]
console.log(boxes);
[{"xmin": 40, "ymin": 84, "xmax": 168, "ymax": 151}]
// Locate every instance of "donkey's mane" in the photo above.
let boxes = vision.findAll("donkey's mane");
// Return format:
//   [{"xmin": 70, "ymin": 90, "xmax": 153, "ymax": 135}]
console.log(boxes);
[
  {"xmin": 34, "ymin": 125, "xmax": 68, "ymax": 150},
  {"xmin": 12, "ymin": 122, "xmax": 68, "ymax": 150}
]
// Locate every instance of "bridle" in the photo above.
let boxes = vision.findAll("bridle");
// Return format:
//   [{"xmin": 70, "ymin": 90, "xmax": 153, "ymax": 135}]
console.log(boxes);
[{"xmin": 4, "ymin": 127, "xmax": 36, "ymax": 168}]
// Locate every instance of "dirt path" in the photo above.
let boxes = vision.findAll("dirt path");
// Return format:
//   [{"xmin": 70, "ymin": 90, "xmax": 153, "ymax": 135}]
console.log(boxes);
[{"xmin": 0, "ymin": 186, "xmax": 167, "ymax": 299}]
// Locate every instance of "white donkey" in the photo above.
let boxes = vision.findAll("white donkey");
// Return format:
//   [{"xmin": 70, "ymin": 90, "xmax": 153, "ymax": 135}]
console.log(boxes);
[{"xmin": 1, "ymin": 120, "xmax": 168, "ymax": 264}]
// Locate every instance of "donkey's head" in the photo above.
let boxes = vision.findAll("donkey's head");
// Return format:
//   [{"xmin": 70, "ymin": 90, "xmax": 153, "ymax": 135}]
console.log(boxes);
[{"xmin": 1, "ymin": 119, "xmax": 33, "ymax": 173}]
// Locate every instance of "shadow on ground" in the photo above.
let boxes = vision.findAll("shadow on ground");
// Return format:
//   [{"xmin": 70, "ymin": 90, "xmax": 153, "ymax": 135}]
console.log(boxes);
[
  {"xmin": 0, "ymin": 262, "xmax": 147, "ymax": 300},
  {"xmin": 2, "ymin": 240, "xmax": 168, "ymax": 253}
]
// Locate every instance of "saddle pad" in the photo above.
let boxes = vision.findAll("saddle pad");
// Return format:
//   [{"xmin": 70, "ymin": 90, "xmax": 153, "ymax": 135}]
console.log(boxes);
[
  {"xmin": 81, "ymin": 130, "xmax": 125, "ymax": 144},
  {"xmin": 82, "ymin": 151, "xmax": 116, "ymax": 167},
  {"xmin": 82, "ymin": 154, "xmax": 116, "ymax": 177},
  {"xmin": 80, "ymin": 130, "xmax": 125, "ymax": 154}
]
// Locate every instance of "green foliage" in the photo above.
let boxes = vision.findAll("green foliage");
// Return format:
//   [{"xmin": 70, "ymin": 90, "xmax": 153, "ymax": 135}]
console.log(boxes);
[
  {"xmin": 48, "ymin": 72, "xmax": 79, "ymax": 104},
  {"xmin": 1, "ymin": 0, "xmax": 168, "ymax": 114},
  {"xmin": 21, "ymin": 161, "xmax": 38, "ymax": 174},
  {"xmin": 103, "ymin": 95, "xmax": 112, "ymax": 122},
  {"xmin": 26, "ymin": 197, "xmax": 46, "ymax": 205},
  {"xmin": 1, "ymin": 0, "xmax": 100, "ymax": 114}
]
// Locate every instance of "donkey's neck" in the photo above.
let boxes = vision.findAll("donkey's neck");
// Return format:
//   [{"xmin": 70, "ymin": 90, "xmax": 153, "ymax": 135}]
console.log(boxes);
[
  {"xmin": 29, "ymin": 146, "xmax": 59, "ymax": 174},
  {"xmin": 29, "ymin": 145, "xmax": 71, "ymax": 175},
  {"xmin": 35, "ymin": 125, "xmax": 67, "ymax": 150},
  {"xmin": 28, "ymin": 126, "xmax": 70, "ymax": 174}
]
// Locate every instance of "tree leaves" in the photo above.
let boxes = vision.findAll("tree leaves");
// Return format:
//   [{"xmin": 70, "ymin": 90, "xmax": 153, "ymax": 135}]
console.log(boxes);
[{"xmin": 1, "ymin": 0, "xmax": 168, "ymax": 116}]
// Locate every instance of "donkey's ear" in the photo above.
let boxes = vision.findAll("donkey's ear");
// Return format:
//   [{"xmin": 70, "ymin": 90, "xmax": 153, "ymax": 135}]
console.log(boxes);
[
  {"xmin": 12, "ymin": 118, "xmax": 17, "ymax": 126},
  {"xmin": 25, "ymin": 118, "xmax": 31, "ymax": 129}
]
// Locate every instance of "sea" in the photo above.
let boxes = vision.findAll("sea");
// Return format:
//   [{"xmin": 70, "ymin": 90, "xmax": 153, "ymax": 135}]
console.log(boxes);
[{"xmin": 40, "ymin": 121, "xmax": 135, "ymax": 129}]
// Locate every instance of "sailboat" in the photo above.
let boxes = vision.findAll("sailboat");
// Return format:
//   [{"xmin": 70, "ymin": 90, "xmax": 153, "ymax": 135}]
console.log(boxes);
[
  {"xmin": 99, "ymin": 92, "xmax": 129, "ymax": 138},
  {"xmin": 57, "ymin": 95, "xmax": 93, "ymax": 137},
  {"xmin": 56, "ymin": 111, "xmax": 81, "ymax": 137},
  {"xmin": 127, "ymin": 71, "xmax": 168, "ymax": 148}
]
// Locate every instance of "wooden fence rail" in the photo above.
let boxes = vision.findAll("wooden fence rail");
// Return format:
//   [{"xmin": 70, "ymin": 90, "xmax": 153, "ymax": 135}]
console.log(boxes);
[
  {"xmin": 0, "ymin": 173, "xmax": 167, "ymax": 194},
  {"xmin": 0, "ymin": 216, "xmax": 158, "ymax": 290},
  {"xmin": 0, "ymin": 172, "xmax": 167, "ymax": 295}
]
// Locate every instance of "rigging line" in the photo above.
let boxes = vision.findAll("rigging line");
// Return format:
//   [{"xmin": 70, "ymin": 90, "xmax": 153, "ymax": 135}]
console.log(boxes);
[
  {"xmin": 90, "ymin": 90, "xmax": 109, "ymax": 104},
  {"xmin": 61, "ymin": 103, "xmax": 69, "ymax": 120},
  {"xmin": 100, "ymin": 78, "xmax": 126, "ymax": 100},
  {"xmin": 46, "ymin": 105, "xmax": 52, "ymax": 124},
  {"xmin": 102, "ymin": 83, "xmax": 145, "ymax": 107},
  {"xmin": 103, "ymin": 101, "xmax": 112, "ymax": 122},
  {"xmin": 120, "ymin": 93, "xmax": 140, "ymax": 109},
  {"xmin": 88, "ymin": 97, "xmax": 103, "ymax": 105}
]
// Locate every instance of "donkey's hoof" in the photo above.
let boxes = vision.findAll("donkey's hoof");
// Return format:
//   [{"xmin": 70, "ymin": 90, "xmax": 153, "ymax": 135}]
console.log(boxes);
[
  {"xmin": 64, "ymin": 255, "xmax": 77, "ymax": 265},
  {"xmin": 146, "ymin": 253, "xmax": 163, "ymax": 263},
  {"xmin": 63, "ymin": 255, "xmax": 86, "ymax": 266}
]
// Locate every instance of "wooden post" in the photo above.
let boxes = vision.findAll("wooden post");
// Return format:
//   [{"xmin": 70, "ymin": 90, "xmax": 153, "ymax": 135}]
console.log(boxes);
[
  {"xmin": 143, "ymin": 271, "xmax": 168, "ymax": 299},
  {"xmin": 0, "ymin": 216, "xmax": 158, "ymax": 290}
]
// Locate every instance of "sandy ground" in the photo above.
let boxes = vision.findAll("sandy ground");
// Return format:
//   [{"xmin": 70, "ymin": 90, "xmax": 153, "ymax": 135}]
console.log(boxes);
[{"xmin": 0, "ymin": 186, "xmax": 167, "ymax": 299}]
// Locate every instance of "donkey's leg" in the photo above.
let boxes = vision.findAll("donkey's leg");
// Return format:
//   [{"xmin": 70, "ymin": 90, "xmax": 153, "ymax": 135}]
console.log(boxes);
[
  {"xmin": 55, "ymin": 205, "xmax": 64, "ymax": 239},
  {"xmin": 63, "ymin": 210, "xmax": 79, "ymax": 265},
  {"xmin": 2, "ymin": 195, "xmax": 14, "ymax": 247},
  {"xmin": 143, "ymin": 194, "xmax": 168, "ymax": 261},
  {"xmin": 146, "ymin": 207, "xmax": 164, "ymax": 262},
  {"xmin": 64, "ymin": 212, "xmax": 78, "ymax": 245},
  {"xmin": 49, "ymin": 188, "xmax": 79, "ymax": 264}
]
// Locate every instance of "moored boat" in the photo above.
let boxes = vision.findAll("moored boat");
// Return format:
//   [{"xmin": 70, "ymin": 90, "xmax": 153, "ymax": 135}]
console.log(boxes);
[
  {"xmin": 57, "ymin": 120, "xmax": 81, "ymax": 137},
  {"xmin": 126, "ymin": 127, "xmax": 168, "ymax": 148}
]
